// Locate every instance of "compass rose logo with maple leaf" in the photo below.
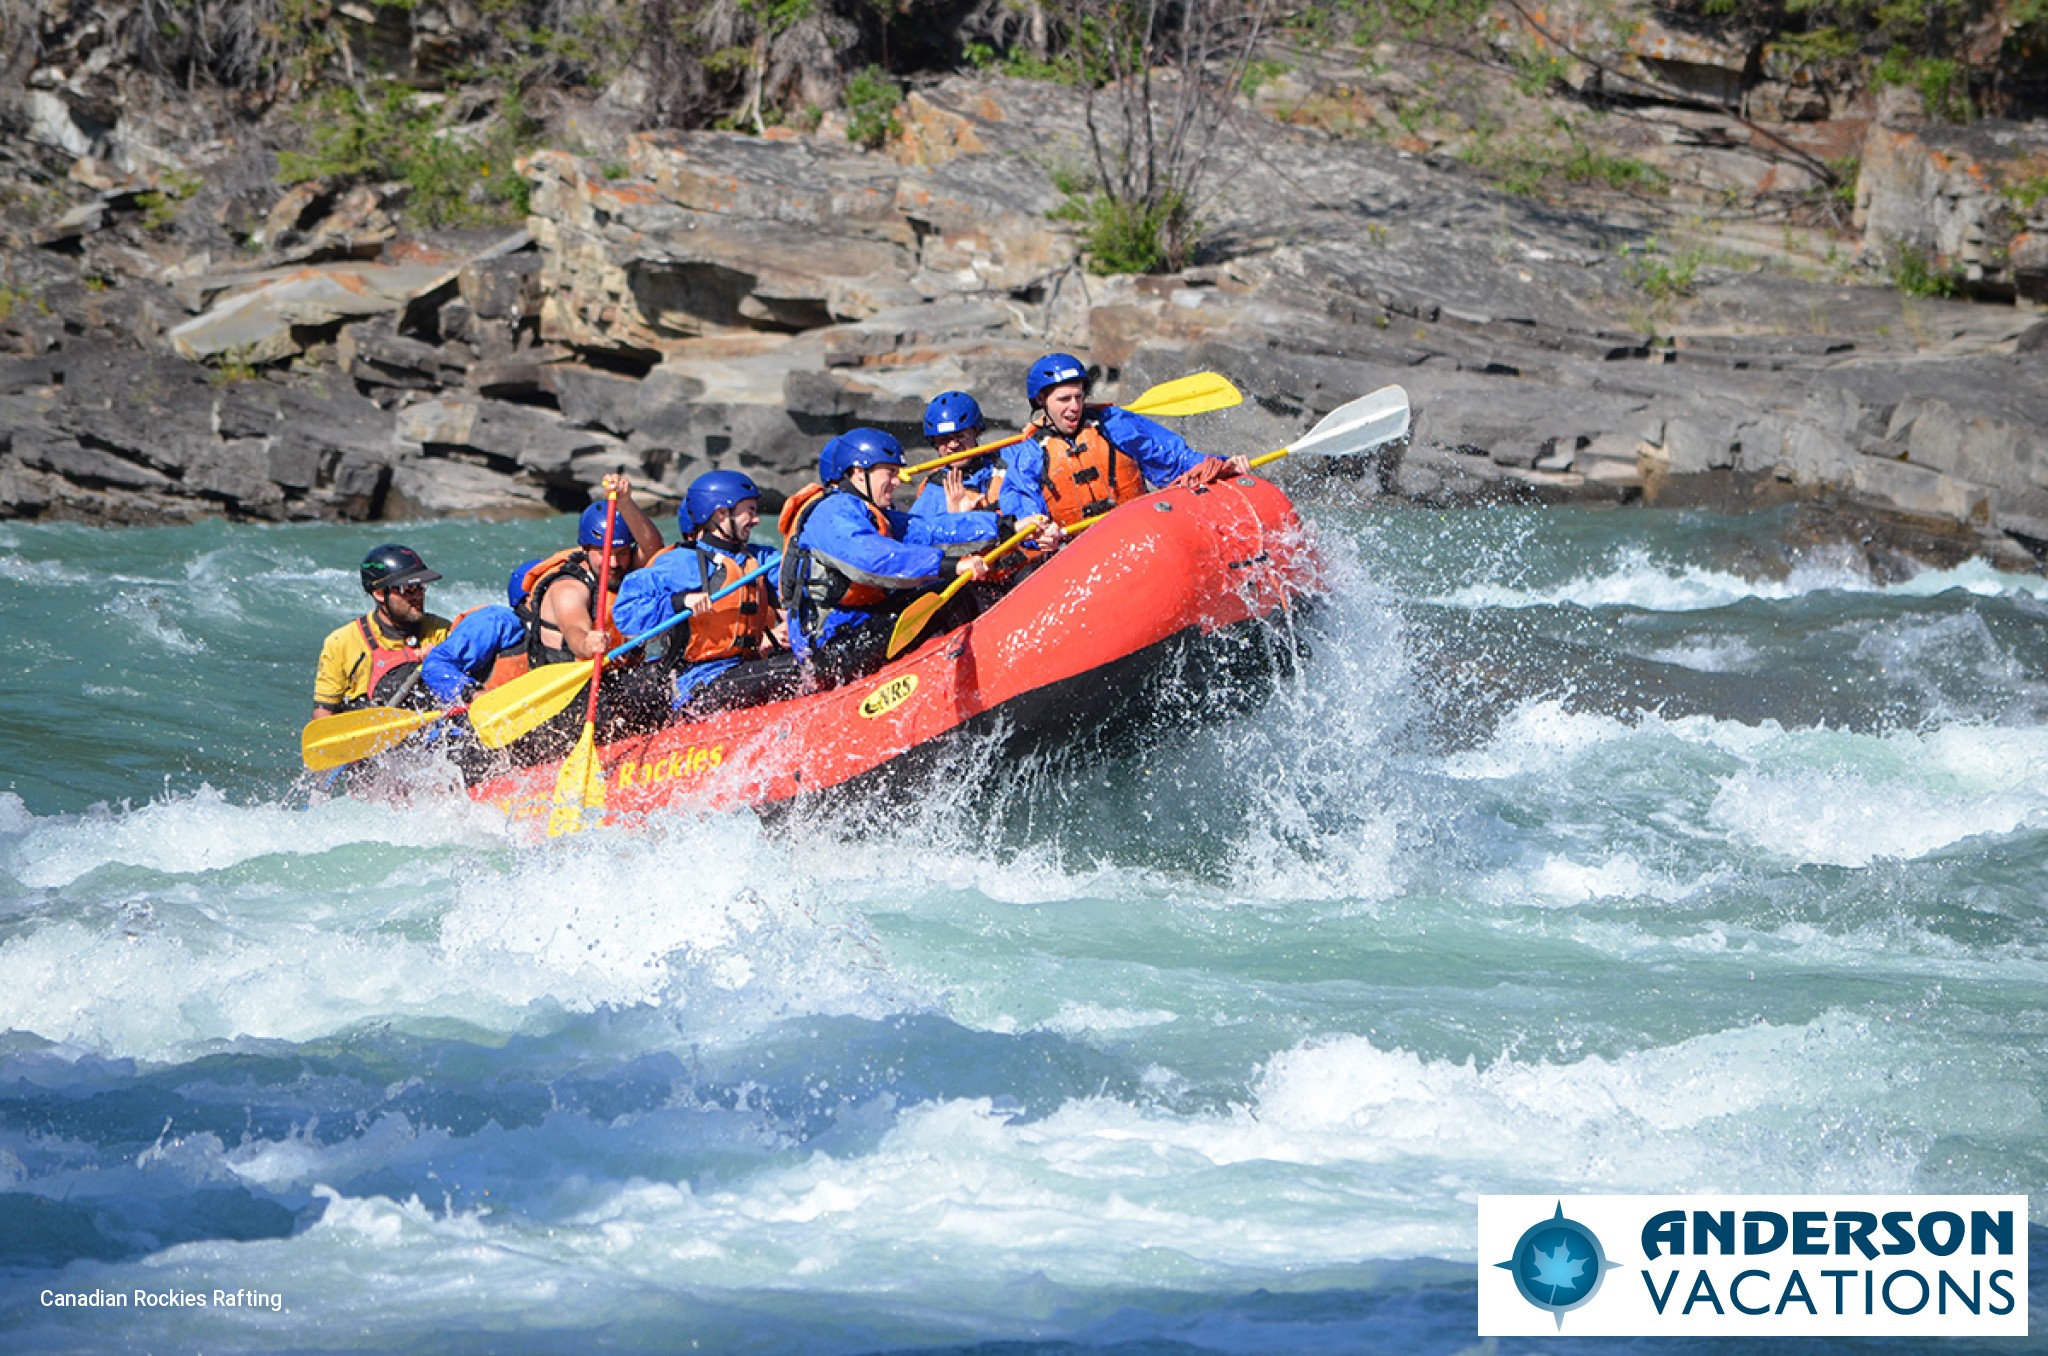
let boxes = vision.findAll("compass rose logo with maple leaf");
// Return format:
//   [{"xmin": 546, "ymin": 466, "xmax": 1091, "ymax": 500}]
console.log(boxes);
[{"xmin": 1496, "ymin": 1202, "xmax": 1621, "ymax": 1327}]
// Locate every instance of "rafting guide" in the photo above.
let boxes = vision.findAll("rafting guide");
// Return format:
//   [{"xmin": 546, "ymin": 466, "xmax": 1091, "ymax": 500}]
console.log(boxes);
[{"xmin": 1478, "ymin": 1194, "xmax": 2027, "ymax": 1336}]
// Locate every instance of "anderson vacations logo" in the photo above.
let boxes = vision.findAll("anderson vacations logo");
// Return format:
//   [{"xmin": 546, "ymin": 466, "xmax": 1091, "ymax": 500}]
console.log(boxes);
[{"xmin": 1479, "ymin": 1194, "xmax": 2028, "ymax": 1337}]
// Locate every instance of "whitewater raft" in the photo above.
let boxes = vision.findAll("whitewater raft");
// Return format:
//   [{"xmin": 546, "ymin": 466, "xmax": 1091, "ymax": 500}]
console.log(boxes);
[{"xmin": 469, "ymin": 475, "xmax": 1319, "ymax": 825}]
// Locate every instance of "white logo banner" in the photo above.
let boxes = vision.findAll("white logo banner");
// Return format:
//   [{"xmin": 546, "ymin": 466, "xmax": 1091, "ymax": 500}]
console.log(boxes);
[{"xmin": 1478, "ymin": 1194, "xmax": 2028, "ymax": 1337}]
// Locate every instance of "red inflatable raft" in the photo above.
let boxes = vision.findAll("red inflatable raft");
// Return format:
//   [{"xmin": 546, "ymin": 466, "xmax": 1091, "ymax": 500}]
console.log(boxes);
[{"xmin": 467, "ymin": 474, "xmax": 1319, "ymax": 825}]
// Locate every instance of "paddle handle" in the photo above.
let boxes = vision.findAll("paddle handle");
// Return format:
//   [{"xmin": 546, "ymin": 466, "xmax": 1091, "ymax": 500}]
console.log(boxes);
[
  {"xmin": 603, "ymin": 557, "xmax": 778, "ymax": 662},
  {"xmin": 422, "ymin": 703, "xmax": 468, "ymax": 730},
  {"xmin": 884, "ymin": 517, "xmax": 1051, "ymax": 660},
  {"xmin": 928, "ymin": 522, "xmax": 1031, "ymax": 614},
  {"xmin": 902, "ymin": 431, "xmax": 1027, "ymax": 479},
  {"xmin": 985, "ymin": 517, "xmax": 1052, "ymax": 567},
  {"xmin": 949, "ymin": 518, "xmax": 1043, "ymax": 598},
  {"xmin": 583, "ymin": 490, "xmax": 619, "ymax": 724}
]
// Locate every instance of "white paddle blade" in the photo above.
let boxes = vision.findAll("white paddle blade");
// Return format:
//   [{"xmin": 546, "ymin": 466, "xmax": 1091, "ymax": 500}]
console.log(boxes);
[{"xmin": 1288, "ymin": 385, "xmax": 1411, "ymax": 460}]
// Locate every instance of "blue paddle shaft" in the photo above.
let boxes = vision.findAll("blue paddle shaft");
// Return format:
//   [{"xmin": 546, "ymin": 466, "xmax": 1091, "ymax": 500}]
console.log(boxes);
[{"xmin": 603, "ymin": 558, "xmax": 777, "ymax": 661}]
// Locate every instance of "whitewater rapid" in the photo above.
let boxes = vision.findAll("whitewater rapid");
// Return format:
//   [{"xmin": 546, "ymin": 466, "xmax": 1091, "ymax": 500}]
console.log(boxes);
[{"xmin": 1, "ymin": 504, "xmax": 2042, "ymax": 1352}]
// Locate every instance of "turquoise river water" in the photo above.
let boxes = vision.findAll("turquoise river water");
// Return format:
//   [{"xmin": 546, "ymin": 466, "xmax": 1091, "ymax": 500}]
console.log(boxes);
[{"xmin": 0, "ymin": 498, "xmax": 2042, "ymax": 1353}]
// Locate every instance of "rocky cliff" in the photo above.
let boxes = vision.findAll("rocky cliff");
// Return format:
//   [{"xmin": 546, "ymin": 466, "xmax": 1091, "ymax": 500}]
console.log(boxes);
[{"xmin": 3, "ymin": 2, "xmax": 2046, "ymax": 575}]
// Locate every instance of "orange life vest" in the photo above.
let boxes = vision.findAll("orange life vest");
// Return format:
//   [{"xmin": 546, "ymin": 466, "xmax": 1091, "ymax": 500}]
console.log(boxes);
[
  {"xmin": 776, "ymin": 482, "xmax": 825, "ymax": 537},
  {"xmin": 689, "ymin": 546, "xmax": 774, "ymax": 663},
  {"xmin": 1037, "ymin": 416, "xmax": 1143, "ymax": 529},
  {"xmin": 485, "ymin": 650, "xmax": 531, "ymax": 688},
  {"xmin": 644, "ymin": 540, "xmax": 777, "ymax": 665},
  {"xmin": 521, "ymin": 548, "xmax": 625, "ymax": 665}
]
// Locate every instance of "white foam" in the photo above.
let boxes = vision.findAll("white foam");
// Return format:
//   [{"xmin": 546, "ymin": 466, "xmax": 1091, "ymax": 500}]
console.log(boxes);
[
  {"xmin": 1442, "ymin": 699, "xmax": 1759, "ymax": 782},
  {"xmin": 0, "ymin": 792, "xmax": 922, "ymax": 1058},
  {"xmin": 1708, "ymin": 723, "xmax": 2048, "ymax": 867},
  {"xmin": 1431, "ymin": 542, "xmax": 2048, "ymax": 614},
  {"xmin": 1248, "ymin": 1017, "xmax": 1949, "ymax": 1194},
  {"xmin": 1481, "ymin": 851, "xmax": 1694, "ymax": 909},
  {"xmin": 437, "ymin": 814, "xmax": 910, "ymax": 1024},
  {"xmin": 1885, "ymin": 556, "xmax": 2048, "ymax": 600},
  {"xmin": 4, "ymin": 783, "xmax": 506, "ymax": 889},
  {"xmin": 1433, "ymin": 544, "xmax": 1869, "ymax": 613},
  {"xmin": 1644, "ymin": 636, "xmax": 1760, "ymax": 672},
  {"xmin": 423, "ymin": 1011, "xmax": 1975, "ymax": 1293},
  {"xmin": 0, "ymin": 552, "xmax": 100, "ymax": 584},
  {"xmin": 0, "ymin": 790, "xmax": 32, "ymax": 835},
  {"xmin": 1446, "ymin": 702, "xmax": 2048, "ymax": 868},
  {"xmin": 1710, "ymin": 766, "xmax": 2036, "ymax": 866},
  {"xmin": 101, "ymin": 588, "xmax": 208, "ymax": 654},
  {"xmin": 1035, "ymin": 1002, "xmax": 1178, "ymax": 1035}
]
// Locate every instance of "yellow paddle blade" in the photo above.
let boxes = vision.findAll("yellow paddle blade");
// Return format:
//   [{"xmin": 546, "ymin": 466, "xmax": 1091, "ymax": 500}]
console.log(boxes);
[
  {"xmin": 1121, "ymin": 371, "xmax": 1242, "ymax": 418},
  {"xmin": 885, "ymin": 517, "xmax": 1050, "ymax": 660},
  {"xmin": 468, "ymin": 662, "xmax": 593, "ymax": 749},
  {"xmin": 885, "ymin": 585, "xmax": 954, "ymax": 660},
  {"xmin": 899, "ymin": 373, "xmax": 1242, "ymax": 478},
  {"xmin": 301, "ymin": 706, "xmax": 449, "ymax": 771},
  {"xmin": 547, "ymin": 721, "xmax": 606, "ymax": 837}
]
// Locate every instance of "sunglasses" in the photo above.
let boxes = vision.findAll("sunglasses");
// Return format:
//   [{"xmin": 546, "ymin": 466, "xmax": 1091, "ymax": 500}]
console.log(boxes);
[{"xmin": 386, "ymin": 583, "xmax": 427, "ymax": 598}]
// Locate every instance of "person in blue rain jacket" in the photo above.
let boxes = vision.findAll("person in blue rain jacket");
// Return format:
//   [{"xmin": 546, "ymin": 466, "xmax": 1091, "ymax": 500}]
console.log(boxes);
[
  {"xmin": 998, "ymin": 352, "xmax": 1246, "ymax": 530},
  {"xmin": 611, "ymin": 470, "xmax": 802, "ymax": 715},
  {"xmin": 909, "ymin": 390, "xmax": 1002, "ymax": 526},
  {"xmin": 782, "ymin": 427, "xmax": 1007, "ymax": 687},
  {"xmin": 419, "ymin": 604, "xmax": 530, "ymax": 704}
]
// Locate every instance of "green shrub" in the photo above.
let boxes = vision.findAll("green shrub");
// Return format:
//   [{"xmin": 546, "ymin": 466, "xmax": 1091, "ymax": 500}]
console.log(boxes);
[
  {"xmin": 136, "ymin": 192, "xmax": 179, "ymax": 231},
  {"xmin": 133, "ymin": 168, "xmax": 204, "ymax": 232},
  {"xmin": 210, "ymin": 345, "xmax": 265, "ymax": 384},
  {"xmin": 1563, "ymin": 145, "xmax": 1666, "ymax": 193},
  {"xmin": 1622, "ymin": 239, "xmax": 1705, "ymax": 301},
  {"xmin": 1056, "ymin": 188, "xmax": 1196, "ymax": 275},
  {"xmin": 278, "ymin": 83, "xmax": 535, "ymax": 227},
  {"xmin": 1888, "ymin": 245, "xmax": 1962, "ymax": 297},
  {"xmin": 1872, "ymin": 48, "xmax": 1972, "ymax": 122},
  {"xmin": 1343, "ymin": 0, "xmax": 1497, "ymax": 41},
  {"xmin": 1771, "ymin": 26, "xmax": 1861, "ymax": 62},
  {"xmin": 2005, "ymin": 174, "xmax": 2048, "ymax": 213},
  {"xmin": 1827, "ymin": 153, "xmax": 1861, "ymax": 207},
  {"xmin": 1242, "ymin": 57, "xmax": 1289, "ymax": 97},
  {"xmin": 1509, "ymin": 47, "xmax": 1572, "ymax": 97},
  {"xmin": 1461, "ymin": 122, "xmax": 1667, "ymax": 201},
  {"xmin": 844, "ymin": 66, "xmax": 902, "ymax": 150}
]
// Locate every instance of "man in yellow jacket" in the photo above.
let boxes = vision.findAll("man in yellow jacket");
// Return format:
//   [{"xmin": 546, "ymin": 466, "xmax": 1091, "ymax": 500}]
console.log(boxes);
[{"xmin": 311, "ymin": 544, "xmax": 453, "ymax": 719}]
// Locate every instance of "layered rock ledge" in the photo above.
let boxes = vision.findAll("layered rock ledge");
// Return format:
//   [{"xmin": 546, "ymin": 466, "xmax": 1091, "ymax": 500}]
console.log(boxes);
[{"xmin": 3, "ymin": 74, "xmax": 2044, "ymax": 576}]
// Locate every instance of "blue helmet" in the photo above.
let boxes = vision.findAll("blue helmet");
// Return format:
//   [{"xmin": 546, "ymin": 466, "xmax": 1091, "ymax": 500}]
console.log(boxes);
[
  {"xmin": 577, "ymin": 502, "xmax": 637, "ymax": 549},
  {"xmin": 684, "ymin": 469, "xmax": 761, "ymax": 534},
  {"xmin": 1025, "ymin": 352, "xmax": 1089, "ymax": 404},
  {"xmin": 507, "ymin": 556, "xmax": 542, "ymax": 608},
  {"xmin": 922, "ymin": 391, "xmax": 985, "ymax": 439},
  {"xmin": 818, "ymin": 427, "xmax": 905, "ymax": 484}
]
